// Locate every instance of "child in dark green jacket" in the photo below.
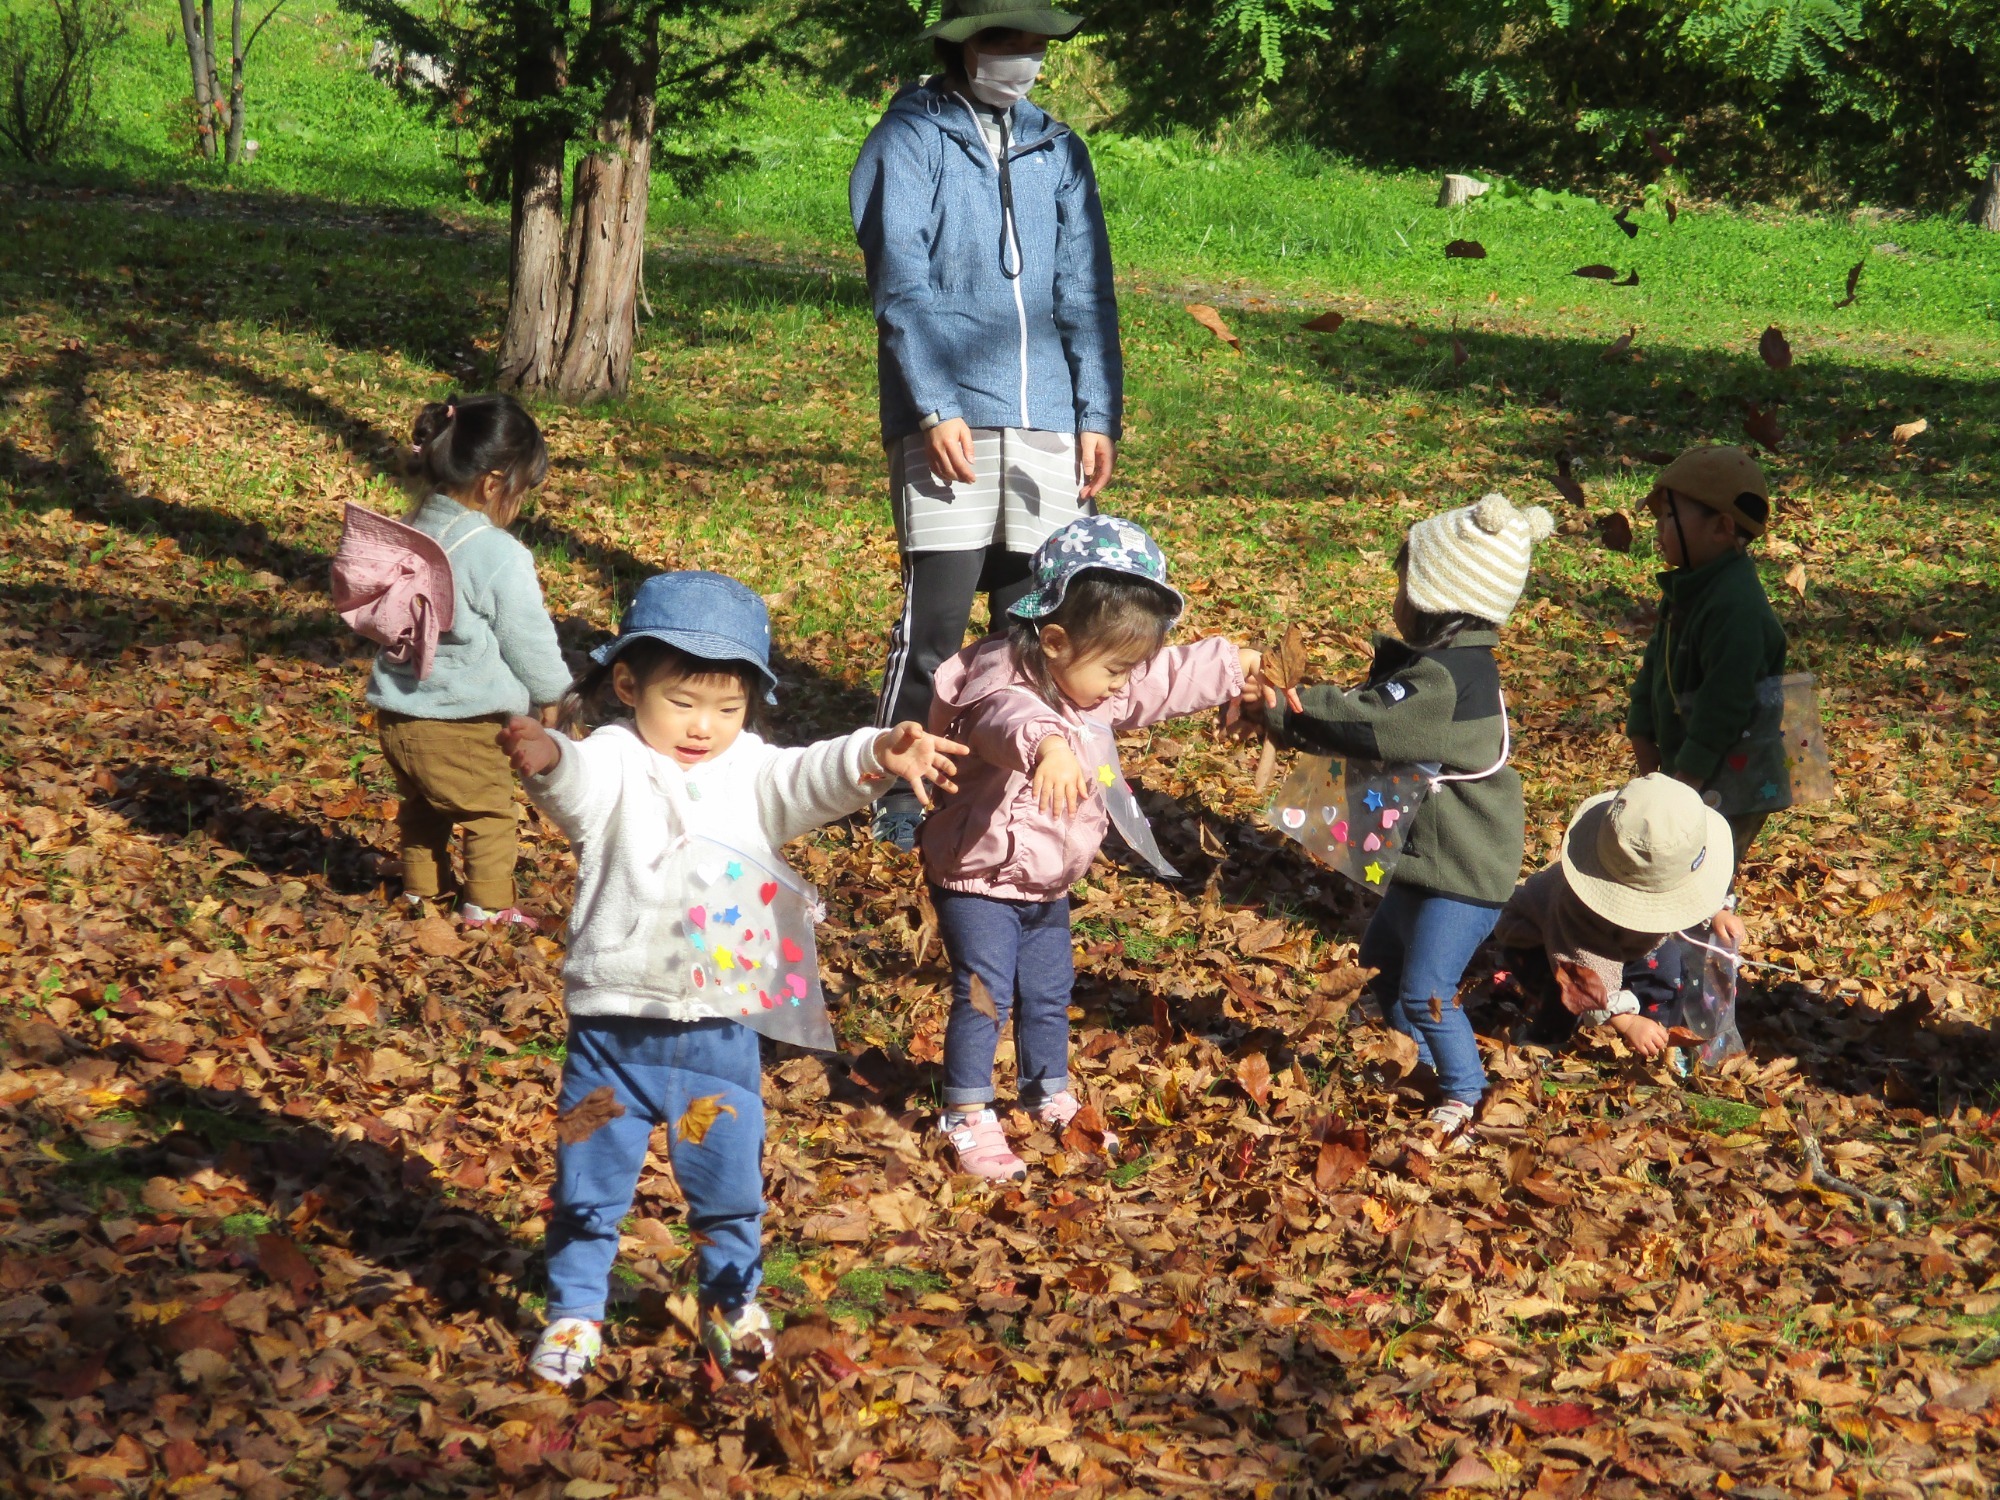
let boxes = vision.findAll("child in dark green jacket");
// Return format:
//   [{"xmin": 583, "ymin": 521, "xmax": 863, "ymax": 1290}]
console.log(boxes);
[
  {"xmin": 1261, "ymin": 493, "xmax": 1552, "ymax": 1140},
  {"xmin": 1627, "ymin": 446, "xmax": 1787, "ymax": 866}
]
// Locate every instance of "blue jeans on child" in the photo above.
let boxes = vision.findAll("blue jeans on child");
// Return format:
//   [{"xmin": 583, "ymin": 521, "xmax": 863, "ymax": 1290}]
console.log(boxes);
[
  {"xmin": 935, "ymin": 887, "xmax": 1073, "ymax": 1110},
  {"xmin": 545, "ymin": 1015, "xmax": 765, "ymax": 1323},
  {"xmin": 1359, "ymin": 882, "xmax": 1500, "ymax": 1106}
]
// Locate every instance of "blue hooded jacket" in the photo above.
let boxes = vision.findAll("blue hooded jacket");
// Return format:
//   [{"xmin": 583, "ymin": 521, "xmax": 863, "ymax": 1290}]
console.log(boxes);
[{"xmin": 850, "ymin": 79, "xmax": 1123, "ymax": 446}]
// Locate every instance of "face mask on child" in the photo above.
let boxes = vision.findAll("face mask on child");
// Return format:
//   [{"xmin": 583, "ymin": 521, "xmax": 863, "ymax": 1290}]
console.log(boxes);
[{"xmin": 965, "ymin": 48, "xmax": 1045, "ymax": 109}]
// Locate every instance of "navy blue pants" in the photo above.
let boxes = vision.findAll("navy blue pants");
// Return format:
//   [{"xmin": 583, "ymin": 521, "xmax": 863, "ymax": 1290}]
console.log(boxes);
[{"xmin": 935, "ymin": 887, "xmax": 1074, "ymax": 1110}]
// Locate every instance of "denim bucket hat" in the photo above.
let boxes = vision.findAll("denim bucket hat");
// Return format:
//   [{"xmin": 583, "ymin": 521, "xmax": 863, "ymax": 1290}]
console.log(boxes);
[
  {"xmin": 1007, "ymin": 515, "xmax": 1185, "ymax": 623},
  {"xmin": 591, "ymin": 571, "xmax": 779, "ymax": 703}
]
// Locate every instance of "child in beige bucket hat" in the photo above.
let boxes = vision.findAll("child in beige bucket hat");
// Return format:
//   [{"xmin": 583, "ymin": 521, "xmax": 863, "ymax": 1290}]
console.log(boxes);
[{"xmin": 1491, "ymin": 774, "xmax": 1748, "ymax": 1059}]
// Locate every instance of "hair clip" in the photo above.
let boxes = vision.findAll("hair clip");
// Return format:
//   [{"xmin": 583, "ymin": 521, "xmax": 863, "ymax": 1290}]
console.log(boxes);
[{"xmin": 444, "ymin": 402, "xmax": 457, "ymax": 420}]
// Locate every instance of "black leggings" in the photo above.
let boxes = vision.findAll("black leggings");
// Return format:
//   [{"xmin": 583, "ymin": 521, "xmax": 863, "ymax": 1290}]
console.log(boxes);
[{"xmin": 875, "ymin": 547, "xmax": 1036, "ymax": 736}]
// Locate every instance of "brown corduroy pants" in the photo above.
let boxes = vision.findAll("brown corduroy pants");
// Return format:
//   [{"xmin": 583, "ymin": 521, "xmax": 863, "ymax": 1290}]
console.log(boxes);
[{"xmin": 377, "ymin": 711, "xmax": 519, "ymax": 910}]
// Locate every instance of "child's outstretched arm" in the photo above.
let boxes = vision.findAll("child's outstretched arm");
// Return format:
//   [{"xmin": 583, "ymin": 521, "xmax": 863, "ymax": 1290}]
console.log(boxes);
[
  {"xmin": 499, "ymin": 715, "xmax": 617, "ymax": 843},
  {"xmin": 1263, "ymin": 661, "xmax": 1457, "ymax": 763},
  {"xmin": 757, "ymin": 724, "xmax": 968, "ymax": 848},
  {"xmin": 1108, "ymin": 636, "xmax": 1256, "ymax": 731}
]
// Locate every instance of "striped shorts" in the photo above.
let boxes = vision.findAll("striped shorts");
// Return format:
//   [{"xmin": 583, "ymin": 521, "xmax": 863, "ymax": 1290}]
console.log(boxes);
[{"xmin": 889, "ymin": 427, "xmax": 1091, "ymax": 554}]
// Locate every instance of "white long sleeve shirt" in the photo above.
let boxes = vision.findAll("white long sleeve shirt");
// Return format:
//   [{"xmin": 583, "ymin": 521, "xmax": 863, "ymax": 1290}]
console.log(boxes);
[{"xmin": 526, "ymin": 722, "xmax": 883, "ymax": 1021}]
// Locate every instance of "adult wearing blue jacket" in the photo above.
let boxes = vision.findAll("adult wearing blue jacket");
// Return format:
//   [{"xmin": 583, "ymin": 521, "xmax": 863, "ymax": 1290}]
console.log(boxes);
[{"xmin": 851, "ymin": 0, "xmax": 1124, "ymax": 848}]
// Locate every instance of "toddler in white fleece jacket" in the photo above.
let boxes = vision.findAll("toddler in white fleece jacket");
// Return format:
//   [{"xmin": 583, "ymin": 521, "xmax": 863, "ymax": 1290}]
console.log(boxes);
[{"xmin": 496, "ymin": 571, "xmax": 963, "ymax": 1388}]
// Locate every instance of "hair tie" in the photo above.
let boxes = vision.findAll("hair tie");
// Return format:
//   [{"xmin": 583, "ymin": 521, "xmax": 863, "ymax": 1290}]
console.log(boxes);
[{"xmin": 444, "ymin": 401, "xmax": 457, "ymax": 421}]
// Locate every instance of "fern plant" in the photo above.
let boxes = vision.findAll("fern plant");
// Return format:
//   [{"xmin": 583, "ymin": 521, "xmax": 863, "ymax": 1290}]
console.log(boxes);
[
  {"xmin": 1211, "ymin": 0, "xmax": 1334, "ymax": 85},
  {"xmin": 1675, "ymin": 0, "xmax": 1862, "ymax": 85}
]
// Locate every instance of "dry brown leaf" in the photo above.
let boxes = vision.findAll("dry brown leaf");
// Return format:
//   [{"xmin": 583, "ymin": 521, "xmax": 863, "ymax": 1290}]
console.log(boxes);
[
  {"xmin": 1645, "ymin": 126, "xmax": 1675, "ymax": 165},
  {"xmin": 1613, "ymin": 206, "xmax": 1637, "ymax": 239},
  {"xmin": 1760, "ymin": 325, "xmax": 1793, "ymax": 371},
  {"xmin": 1573, "ymin": 264, "xmax": 1618, "ymax": 280},
  {"xmin": 1444, "ymin": 239, "xmax": 1486, "ymax": 259},
  {"xmin": 557, "ymin": 1085, "xmax": 627, "ymax": 1145},
  {"xmin": 1835, "ymin": 258, "xmax": 1863, "ymax": 307},
  {"xmin": 1783, "ymin": 560, "xmax": 1808, "ymax": 600},
  {"xmin": 1600, "ymin": 328, "xmax": 1635, "ymax": 361},
  {"xmin": 1300, "ymin": 311, "xmax": 1345, "ymax": 333},
  {"xmin": 1451, "ymin": 335, "xmax": 1468, "ymax": 368},
  {"xmin": 1185, "ymin": 303, "xmax": 1241, "ymax": 351},
  {"xmin": 968, "ymin": 972, "xmax": 999, "ymax": 1021},
  {"xmin": 411, "ymin": 913, "xmax": 465, "ymax": 958},
  {"xmin": 1262, "ymin": 624, "xmax": 1308, "ymax": 691},
  {"xmin": 1553, "ymin": 450, "xmax": 1586, "ymax": 507},
  {"xmin": 1235, "ymin": 1052, "xmax": 1273, "ymax": 1109},
  {"xmin": 1892, "ymin": 417, "xmax": 1928, "ymax": 444},
  {"xmin": 675, "ymin": 1094, "xmax": 738, "ymax": 1146},
  {"xmin": 1597, "ymin": 511, "xmax": 1634, "ymax": 552},
  {"xmin": 1744, "ymin": 403, "xmax": 1784, "ymax": 451}
]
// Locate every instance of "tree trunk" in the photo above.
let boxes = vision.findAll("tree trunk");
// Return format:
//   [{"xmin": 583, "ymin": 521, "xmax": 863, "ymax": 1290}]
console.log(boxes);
[
  {"xmin": 224, "ymin": 0, "xmax": 245, "ymax": 167},
  {"xmin": 1437, "ymin": 172, "xmax": 1488, "ymax": 208},
  {"xmin": 201, "ymin": 0, "xmax": 221, "ymax": 158},
  {"xmin": 549, "ymin": 18, "xmax": 658, "ymax": 400},
  {"xmin": 176, "ymin": 0, "xmax": 216, "ymax": 159},
  {"xmin": 495, "ymin": 21, "xmax": 569, "ymax": 392},
  {"xmin": 1973, "ymin": 161, "xmax": 2000, "ymax": 232}
]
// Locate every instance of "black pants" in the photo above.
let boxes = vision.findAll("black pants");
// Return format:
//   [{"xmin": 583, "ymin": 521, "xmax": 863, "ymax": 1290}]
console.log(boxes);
[{"xmin": 875, "ymin": 547, "xmax": 1035, "ymax": 741}]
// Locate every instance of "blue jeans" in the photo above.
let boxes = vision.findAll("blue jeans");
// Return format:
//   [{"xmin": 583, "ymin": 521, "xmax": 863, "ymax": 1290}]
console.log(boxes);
[
  {"xmin": 935, "ymin": 887, "xmax": 1074, "ymax": 1110},
  {"xmin": 545, "ymin": 1016, "xmax": 765, "ymax": 1322},
  {"xmin": 1359, "ymin": 883, "xmax": 1500, "ymax": 1106}
]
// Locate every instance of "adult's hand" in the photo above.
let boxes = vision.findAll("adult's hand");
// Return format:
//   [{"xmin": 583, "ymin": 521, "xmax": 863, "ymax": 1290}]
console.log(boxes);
[
  {"xmin": 924, "ymin": 418, "xmax": 978, "ymax": 486},
  {"xmin": 1079, "ymin": 432, "xmax": 1116, "ymax": 501}
]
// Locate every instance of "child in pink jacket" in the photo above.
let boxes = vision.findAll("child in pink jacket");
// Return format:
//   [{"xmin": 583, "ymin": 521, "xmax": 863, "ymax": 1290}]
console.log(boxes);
[{"xmin": 920, "ymin": 516, "xmax": 1260, "ymax": 1181}]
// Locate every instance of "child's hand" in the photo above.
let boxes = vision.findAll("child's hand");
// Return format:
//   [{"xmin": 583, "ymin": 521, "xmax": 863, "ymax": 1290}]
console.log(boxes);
[
  {"xmin": 1711, "ymin": 908, "xmax": 1747, "ymax": 951},
  {"xmin": 1032, "ymin": 735, "xmax": 1091, "ymax": 818},
  {"xmin": 1609, "ymin": 1012, "xmax": 1670, "ymax": 1058},
  {"xmin": 499, "ymin": 715, "xmax": 561, "ymax": 777},
  {"xmin": 872, "ymin": 723, "xmax": 968, "ymax": 809},
  {"xmin": 1630, "ymin": 734, "xmax": 1662, "ymax": 775}
]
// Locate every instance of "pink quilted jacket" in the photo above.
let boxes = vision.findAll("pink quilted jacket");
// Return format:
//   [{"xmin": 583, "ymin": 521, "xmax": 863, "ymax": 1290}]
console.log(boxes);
[{"xmin": 919, "ymin": 635, "xmax": 1245, "ymax": 902}]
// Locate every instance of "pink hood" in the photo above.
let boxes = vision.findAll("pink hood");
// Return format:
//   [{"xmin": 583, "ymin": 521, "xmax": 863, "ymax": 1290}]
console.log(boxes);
[
  {"xmin": 919, "ymin": 634, "xmax": 1245, "ymax": 903},
  {"xmin": 330, "ymin": 503, "xmax": 458, "ymax": 681}
]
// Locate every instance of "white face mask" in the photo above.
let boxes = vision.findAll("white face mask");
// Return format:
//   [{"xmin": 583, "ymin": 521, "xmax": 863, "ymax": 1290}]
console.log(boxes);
[{"xmin": 965, "ymin": 48, "xmax": 1044, "ymax": 109}]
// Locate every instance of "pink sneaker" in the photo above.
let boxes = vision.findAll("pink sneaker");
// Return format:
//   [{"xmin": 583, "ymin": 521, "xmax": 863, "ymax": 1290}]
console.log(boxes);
[
  {"xmin": 1032, "ymin": 1090, "xmax": 1118, "ymax": 1154},
  {"xmin": 941, "ymin": 1109, "xmax": 1027, "ymax": 1182},
  {"xmin": 461, "ymin": 904, "xmax": 546, "ymax": 932}
]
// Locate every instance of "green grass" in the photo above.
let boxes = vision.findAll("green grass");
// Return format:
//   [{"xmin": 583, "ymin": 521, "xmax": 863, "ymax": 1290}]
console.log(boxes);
[{"xmin": 1687, "ymin": 1096, "xmax": 1764, "ymax": 1135}]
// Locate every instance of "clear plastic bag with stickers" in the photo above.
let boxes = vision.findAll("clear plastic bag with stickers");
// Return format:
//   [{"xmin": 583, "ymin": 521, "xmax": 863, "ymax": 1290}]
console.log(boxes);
[
  {"xmin": 1078, "ymin": 720, "xmax": 1180, "ymax": 880},
  {"xmin": 1671, "ymin": 927, "xmax": 1745, "ymax": 1067},
  {"xmin": 646, "ymin": 836, "xmax": 835, "ymax": 1051},
  {"xmin": 1266, "ymin": 754, "xmax": 1441, "ymax": 892},
  {"xmin": 1686, "ymin": 671, "xmax": 1836, "ymax": 818}
]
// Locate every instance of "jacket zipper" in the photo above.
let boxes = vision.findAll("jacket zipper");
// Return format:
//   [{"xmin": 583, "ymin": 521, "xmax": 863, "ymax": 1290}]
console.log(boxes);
[{"xmin": 956, "ymin": 95, "xmax": 1031, "ymax": 428}]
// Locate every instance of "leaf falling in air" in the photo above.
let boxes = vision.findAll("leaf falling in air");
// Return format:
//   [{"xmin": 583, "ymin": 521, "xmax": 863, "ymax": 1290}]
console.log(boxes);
[
  {"xmin": 1760, "ymin": 325, "xmax": 1793, "ymax": 371},
  {"xmin": 1615, "ymin": 269, "xmax": 1640, "ymax": 287},
  {"xmin": 1645, "ymin": 126, "xmax": 1675, "ymax": 165},
  {"xmin": 675, "ymin": 1094, "xmax": 738, "ymax": 1146},
  {"xmin": 1783, "ymin": 560, "xmax": 1808, "ymax": 600},
  {"xmin": 1451, "ymin": 335, "xmax": 1468, "ymax": 368},
  {"xmin": 967, "ymin": 972, "xmax": 999, "ymax": 1021},
  {"xmin": 1553, "ymin": 451, "xmax": 1586, "ymax": 507},
  {"xmin": 1597, "ymin": 512, "xmax": 1635, "ymax": 552},
  {"xmin": 1599, "ymin": 328, "xmax": 1636, "ymax": 361},
  {"xmin": 557, "ymin": 1085, "xmax": 627, "ymax": 1145},
  {"xmin": 1665, "ymin": 197, "xmax": 1680, "ymax": 224},
  {"xmin": 1444, "ymin": 239, "xmax": 1486, "ymax": 259},
  {"xmin": 1835, "ymin": 259, "xmax": 1863, "ymax": 308},
  {"xmin": 1612, "ymin": 206, "xmax": 1637, "ymax": 238},
  {"xmin": 1744, "ymin": 403, "xmax": 1784, "ymax": 451},
  {"xmin": 1891, "ymin": 417, "xmax": 1928, "ymax": 444},
  {"xmin": 1300, "ymin": 311, "xmax": 1345, "ymax": 333},
  {"xmin": 1185, "ymin": 303, "xmax": 1240, "ymax": 350},
  {"xmin": 1572, "ymin": 264, "xmax": 1618, "ymax": 280}
]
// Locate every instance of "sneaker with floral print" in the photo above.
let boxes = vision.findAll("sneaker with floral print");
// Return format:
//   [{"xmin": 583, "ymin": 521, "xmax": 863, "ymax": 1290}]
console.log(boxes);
[{"xmin": 528, "ymin": 1317, "xmax": 601, "ymax": 1387}]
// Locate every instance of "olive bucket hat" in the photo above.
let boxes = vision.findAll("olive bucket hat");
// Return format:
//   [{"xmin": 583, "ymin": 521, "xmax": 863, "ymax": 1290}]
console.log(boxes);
[{"xmin": 920, "ymin": 0, "xmax": 1084, "ymax": 42}]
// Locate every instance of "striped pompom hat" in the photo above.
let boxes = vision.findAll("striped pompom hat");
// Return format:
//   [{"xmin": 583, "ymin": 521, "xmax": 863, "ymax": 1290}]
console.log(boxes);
[{"xmin": 1403, "ymin": 492, "xmax": 1555, "ymax": 627}]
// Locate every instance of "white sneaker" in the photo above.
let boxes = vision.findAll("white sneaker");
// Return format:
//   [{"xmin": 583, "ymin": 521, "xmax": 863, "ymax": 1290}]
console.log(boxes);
[
  {"xmin": 701, "ymin": 1301, "xmax": 773, "ymax": 1384},
  {"xmin": 1428, "ymin": 1100, "xmax": 1477, "ymax": 1140},
  {"xmin": 528, "ymin": 1317, "xmax": 602, "ymax": 1387}
]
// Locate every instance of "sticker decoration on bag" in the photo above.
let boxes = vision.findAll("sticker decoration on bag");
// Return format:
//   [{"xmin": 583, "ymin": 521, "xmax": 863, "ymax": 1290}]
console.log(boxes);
[
  {"xmin": 1081, "ymin": 720, "xmax": 1180, "ymax": 880},
  {"xmin": 1691, "ymin": 671, "xmax": 1836, "ymax": 817},
  {"xmin": 1267, "ymin": 754, "xmax": 1439, "ymax": 889},
  {"xmin": 656, "ymin": 836, "xmax": 835, "ymax": 1051}
]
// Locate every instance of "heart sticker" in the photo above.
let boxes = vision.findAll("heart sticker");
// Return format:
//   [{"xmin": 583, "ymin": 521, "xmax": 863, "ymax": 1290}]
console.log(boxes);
[
  {"xmin": 1280, "ymin": 806, "xmax": 1306, "ymax": 830},
  {"xmin": 1330, "ymin": 820, "xmax": 1349, "ymax": 844},
  {"xmin": 688, "ymin": 906, "xmax": 707, "ymax": 930},
  {"xmin": 1381, "ymin": 807, "xmax": 1400, "ymax": 829},
  {"xmin": 759, "ymin": 881, "xmax": 778, "ymax": 905},
  {"xmin": 759, "ymin": 991, "xmax": 774, "ymax": 1009},
  {"xmin": 784, "ymin": 973, "xmax": 808, "ymax": 998},
  {"xmin": 694, "ymin": 862, "xmax": 723, "ymax": 887},
  {"xmin": 1727, "ymin": 752, "xmax": 1750, "ymax": 771},
  {"xmin": 1363, "ymin": 833, "xmax": 1382, "ymax": 851},
  {"xmin": 692, "ymin": 968, "xmax": 705, "ymax": 988},
  {"xmin": 1320, "ymin": 807, "xmax": 1338, "ymax": 825},
  {"xmin": 781, "ymin": 937, "xmax": 804, "ymax": 963}
]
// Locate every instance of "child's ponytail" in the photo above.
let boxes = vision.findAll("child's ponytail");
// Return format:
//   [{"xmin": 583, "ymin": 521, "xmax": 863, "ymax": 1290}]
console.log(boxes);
[{"xmin": 410, "ymin": 393, "xmax": 549, "ymax": 526}]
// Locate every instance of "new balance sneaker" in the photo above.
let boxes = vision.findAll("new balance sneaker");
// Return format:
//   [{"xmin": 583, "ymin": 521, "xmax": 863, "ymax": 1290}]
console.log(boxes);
[
  {"xmin": 941, "ymin": 1109, "xmax": 1027, "ymax": 1182},
  {"xmin": 1030, "ymin": 1090, "xmax": 1118, "ymax": 1154},
  {"xmin": 528, "ymin": 1317, "xmax": 602, "ymax": 1387},
  {"xmin": 701, "ymin": 1301, "xmax": 774, "ymax": 1384},
  {"xmin": 1428, "ymin": 1100, "xmax": 1477, "ymax": 1141},
  {"xmin": 461, "ymin": 904, "xmax": 546, "ymax": 932}
]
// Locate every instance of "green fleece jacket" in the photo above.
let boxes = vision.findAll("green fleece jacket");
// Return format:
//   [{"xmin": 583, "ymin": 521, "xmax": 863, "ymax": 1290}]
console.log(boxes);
[
  {"xmin": 1266, "ymin": 630, "xmax": 1522, "ymax": 907},
  {"xmin": 1626, "ymin": 549, "xmax": 1787, "ymax": 784}
]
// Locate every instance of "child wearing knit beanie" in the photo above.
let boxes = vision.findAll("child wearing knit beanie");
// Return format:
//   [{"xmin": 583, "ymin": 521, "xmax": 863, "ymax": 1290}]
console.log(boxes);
[{"xmin": 1258, "ymin": 493, "xmax": 1553, "ymax": 1141}]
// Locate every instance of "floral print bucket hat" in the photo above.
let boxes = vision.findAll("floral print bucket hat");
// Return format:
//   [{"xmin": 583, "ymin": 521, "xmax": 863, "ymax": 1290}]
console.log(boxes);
[{"xmin": 1007, "ymin": 515, "xmax": 1186, "ymax": 624}]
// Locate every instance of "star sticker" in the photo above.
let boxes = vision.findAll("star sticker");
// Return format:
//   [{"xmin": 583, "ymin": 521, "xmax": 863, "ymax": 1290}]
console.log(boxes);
[
  {"xmin": 725, "ymin": 861, "xmax": 743, "ymax": 880},
  {"xmin": 1363, "ymin": 788, "xmax": 1384, "ymax": 812},
  {"xmin": 719, "ymin": 906, "xmax": 741, "ymax": 926},
  {"xmin": 1758, "ymin": 781, "xmax": 1779, "ymax": 800},
  {"xmin": 1363, "ymin": 860, "xmax": 1386, "ymax": 884}
]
